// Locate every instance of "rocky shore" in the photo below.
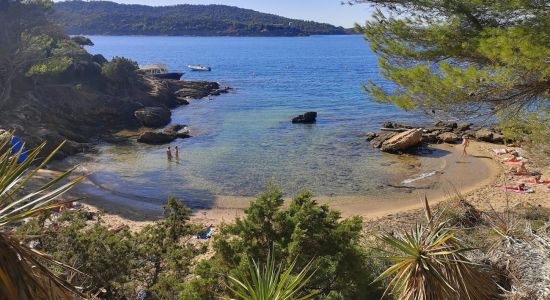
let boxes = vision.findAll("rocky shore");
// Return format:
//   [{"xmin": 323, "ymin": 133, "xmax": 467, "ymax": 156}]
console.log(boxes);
[
  {"xmin": 0, "ymin": 76, "xmax": 229, "ymax": 156},
  {"xmin": 367, "ymin": 120, "xmax": 507, "ymax": 153}
]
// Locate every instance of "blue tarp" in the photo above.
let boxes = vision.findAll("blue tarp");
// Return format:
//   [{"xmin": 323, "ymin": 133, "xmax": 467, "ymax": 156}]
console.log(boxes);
[
  {"xmin": 10, "ymin": 136, "xmax": 28, "ymax": 163},
  {"xmin": 197, "ymin": 227, "xmax": 213, "ymax": 239}
]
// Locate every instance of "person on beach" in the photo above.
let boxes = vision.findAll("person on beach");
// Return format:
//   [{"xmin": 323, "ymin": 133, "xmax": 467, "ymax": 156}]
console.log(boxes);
[
  {"xmin": 175, "ymin": 145, "xmax": 179, "ymax": 159},
  {"xmin": 166, "ymin": 146, "xmax": 172, "ymax": 161},
  {"xmin": 512, "ymin": 161, "xmax": 529, "ymax": 175},
  {"xmin": 462, "ymin": 136, "xmax": 470, "ymax": 157}
]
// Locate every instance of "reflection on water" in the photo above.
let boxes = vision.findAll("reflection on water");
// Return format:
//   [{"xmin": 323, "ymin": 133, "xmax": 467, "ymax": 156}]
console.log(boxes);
[{"xmin": 65, "ymin": 35, "xmax": 434, "ymax": 207}]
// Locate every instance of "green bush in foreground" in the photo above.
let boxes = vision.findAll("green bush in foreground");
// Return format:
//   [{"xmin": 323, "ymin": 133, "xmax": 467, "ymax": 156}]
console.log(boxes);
[
  {"xmin": 182, "ymin": 187, "xmax": 384, "ymax": 300},
  {"xmin": 375, "ymin": 198, "xmax": 496, "ymax": 300},
  {"xmin": 226, "ymin": 252, "xmax": 318, "ymax": 300}
]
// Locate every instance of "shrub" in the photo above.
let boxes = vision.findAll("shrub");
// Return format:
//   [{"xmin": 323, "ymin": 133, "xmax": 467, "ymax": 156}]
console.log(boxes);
[
  {"xmin": 101, "ymin": 56, "xmax": 139, "ymax": 86},
  {"xmin": 183, "ymin": 187, "xmax": 383, "ymax": 299},
  {"xmin": 375, "ymin": 198, "xmax": 497, "ymax": 300}
]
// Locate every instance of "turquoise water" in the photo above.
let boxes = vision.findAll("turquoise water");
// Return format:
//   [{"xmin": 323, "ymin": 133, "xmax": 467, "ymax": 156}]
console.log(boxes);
[{"xmin": 75, "ymin": 35, "xmax": 426, "ymax": 207}]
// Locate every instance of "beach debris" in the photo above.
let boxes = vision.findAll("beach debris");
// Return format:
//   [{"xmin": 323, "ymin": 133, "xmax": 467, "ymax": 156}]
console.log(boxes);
[
  {"xmin": 292, "ymin": 112, "xmax": 317, "ymax": 124},
  {"xmin": 381, "ymin": 128, "xmax": 423, "ymax": 153},
  {"xmin": 134, "ymin": 106, "xmax": 172, "ymax": 128}
]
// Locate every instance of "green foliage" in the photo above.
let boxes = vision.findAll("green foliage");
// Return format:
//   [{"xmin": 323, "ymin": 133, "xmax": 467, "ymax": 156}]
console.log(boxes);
[
  {"xmin": 0, "ymin": 132, "xmax": 85, "ymax": 299},
  {"xmin": 70, "ymin": 35, "xmax": 94, "ymax": 46},
  {"xmin": 355, "ymin": 0, "xmax": 549, "ymax": 135},
  {"xmin": 101, "ymin": 56, "xmax": 139, "ymax": 86},
  {"xmin": 375, "ymin": 199, "xmax": 496, "ymax": 300},
  {"xmin": 226, "ymin": 252, "xmax": 318, "ymax": 300},
  {"xmin": 40, "ymin": 219, "xmax": 134, "ymax": 294},
  {"xmin": 51, "ymin": 1, "xmax": 348, "ymax": 36},
  {"xmin": 184, "ymin": 187, "xmax": 383, "ymax": 299}
]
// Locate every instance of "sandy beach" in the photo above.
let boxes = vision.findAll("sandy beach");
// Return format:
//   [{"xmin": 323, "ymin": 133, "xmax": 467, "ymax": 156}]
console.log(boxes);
[{"xmin": 45, "ymin": 140, "xmax": 538, "ymax": 231}]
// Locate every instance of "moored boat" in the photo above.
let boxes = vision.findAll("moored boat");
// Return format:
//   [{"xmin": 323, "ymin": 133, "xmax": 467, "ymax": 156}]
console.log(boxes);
[
  {"xmin": 140, "ymin": 64, "xmax": 184, "ymax": 80},
  {"xmin": 188, "ymin": 65, "xmax": 211, "ymax": 71}
]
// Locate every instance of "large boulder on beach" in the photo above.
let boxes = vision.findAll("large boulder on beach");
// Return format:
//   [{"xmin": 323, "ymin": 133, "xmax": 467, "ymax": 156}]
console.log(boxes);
[
  {"xmin": 475, "ymin": 128, "xmax": 494, "ymax": 141},
  {"xmin": 137, "ymin": 131, "xmax": 176, "ymax": 144},
  {"xmin": 381, "ymin": 128, "xmax": 423, "ymax": 153},
  {"xmin": 437, "ymin": 132, "xmax": 459, "ymax": 143},
  {"xmin": 134, "ymin": 107, "xmax": 171, "ymax": 128},
  {"xmin": 292, "ymin": 112, "xmax": 317, "ymax": 124}
]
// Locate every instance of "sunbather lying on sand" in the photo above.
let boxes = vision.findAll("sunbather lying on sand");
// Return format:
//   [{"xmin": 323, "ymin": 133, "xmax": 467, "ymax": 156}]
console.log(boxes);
[
  {"xmin": 523, "ymin": 175, "xmax": 550, "ymax": 185},
  {"xmin": 500, "ymin": 183, "xmax": 535, "ymax": 194}
]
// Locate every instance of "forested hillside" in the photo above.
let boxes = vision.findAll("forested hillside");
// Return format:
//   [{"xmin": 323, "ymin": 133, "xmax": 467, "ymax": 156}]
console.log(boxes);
[{"xmin": 51, "ymin": 1, "xmax": 349, "ymax": 36}]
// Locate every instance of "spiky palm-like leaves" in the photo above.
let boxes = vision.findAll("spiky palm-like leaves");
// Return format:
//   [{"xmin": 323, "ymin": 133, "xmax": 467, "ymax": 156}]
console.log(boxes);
[
  {"xmin": 0, "ymin": 132, "xmax": 85, "ymax": 299},
  {"xmin": 226, "ymin": 252, "xmax": 318, "ymax": 300},
  {"xmin": 375, "ymin": 197, "xmax": 496, "ymax": 300}
]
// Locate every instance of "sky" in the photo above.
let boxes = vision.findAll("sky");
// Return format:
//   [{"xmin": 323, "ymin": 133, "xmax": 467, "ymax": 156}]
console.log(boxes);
[{"xmin": 54, "ymin": 0, "xmax": 375, "ymax": 28}]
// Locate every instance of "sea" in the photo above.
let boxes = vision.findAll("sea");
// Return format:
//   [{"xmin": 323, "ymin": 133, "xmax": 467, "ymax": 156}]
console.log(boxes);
[{"xmin": 70, "ymin": 35, "xmax": 433, "ymax": 208}]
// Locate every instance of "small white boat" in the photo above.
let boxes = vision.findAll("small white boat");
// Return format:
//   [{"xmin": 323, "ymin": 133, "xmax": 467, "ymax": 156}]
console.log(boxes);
[{"xmin": 188, "ymin": 65, "xmax": 211, "ymax": 71}]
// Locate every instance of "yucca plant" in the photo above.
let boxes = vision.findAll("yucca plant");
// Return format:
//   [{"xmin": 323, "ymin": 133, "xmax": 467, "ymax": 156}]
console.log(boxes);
[
  {"xmin": 0, "ymin": 132, "xmax": 86, "ymax": 299},
  {"xmin": 225, "ymin": 252, "xmax": 318, "ymax": 300},
  {"xmin": 374, "ymin": 197, "xmax": 496, "ymax": 300}
]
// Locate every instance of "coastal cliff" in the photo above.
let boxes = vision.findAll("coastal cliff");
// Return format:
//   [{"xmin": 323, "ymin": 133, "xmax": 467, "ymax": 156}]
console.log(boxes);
[{"xmin": 0, "ymin": 76, "xmax": 226, "ymax": 157}]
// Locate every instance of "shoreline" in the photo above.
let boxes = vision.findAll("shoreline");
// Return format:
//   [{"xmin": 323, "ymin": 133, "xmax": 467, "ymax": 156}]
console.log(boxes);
[{"xmin": 59, "ymin": 141, "xmax": 502, "ymax": 229}]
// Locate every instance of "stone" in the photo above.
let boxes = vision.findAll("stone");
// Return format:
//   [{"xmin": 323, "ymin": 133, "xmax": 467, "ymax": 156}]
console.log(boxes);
[
  {"xmin": 421, "ymin": 131, "xmax": 440, "ymax": 143},
  {"xmin": 437, "ymin": 132, "xmax": 459, "ymax": 143},
  {"xmin": 383, "ymin": 122, "xmax": 413, "ymax": 129},
  {"xmin": 292, "ymin": 112, "xmax": 317, "ymax": 124},
  {"xmin": 137, "ymin": 131, "xmax": 176, "ymax": 144},
  {"xmin": 434, "ymin": 120, "xmax": 458, "ymax": 129},
  {"xmin": 457, "ymin": 123, "xmax": 473, "ymax": 131},
  {"xmin": 134, "ymin": 107, "xmax": 171, "ymax": 128},
  {"xmin": 163, "ymin": 124, "xmax": 191, "ymax": 138},
  {"xmin": 371, "ymin": 132, "xmax": 397, "ymax": 148},
  {"xmin": 475, "ymin": 128, "xmax": 494, "ymax": 141},
  {"xmin": 381, "ymin": 128, "xmax": 423, "ymax": 153},
  {"xmin": 492, "ymin": 133, "xmax": 505, "ymax": 144},
  {"xmin": 365, "ymin": 131, "xmax": 378, "ymax": 141}
]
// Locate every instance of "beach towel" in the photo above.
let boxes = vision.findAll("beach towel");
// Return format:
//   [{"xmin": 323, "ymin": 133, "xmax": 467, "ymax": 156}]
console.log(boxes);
[
  {"xmin": 501, "ymin": 187, "xmax": 534, "ymax": 194},
  {"xmin": 493, "ymin": 149, "xmax": 509, "ymax": 155},
  {"xmin": 10, "ymin": 136, "xmax": 28, "ymax": 163},
  {"xmin": 197, "ymin": 227, "xmax": 213, "ymax": 239}
]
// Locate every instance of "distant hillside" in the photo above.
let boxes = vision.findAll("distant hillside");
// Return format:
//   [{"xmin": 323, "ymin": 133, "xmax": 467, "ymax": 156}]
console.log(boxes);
[{"xmin": 50, "ymin": 1, "xmax": 349, "ymax": 36}]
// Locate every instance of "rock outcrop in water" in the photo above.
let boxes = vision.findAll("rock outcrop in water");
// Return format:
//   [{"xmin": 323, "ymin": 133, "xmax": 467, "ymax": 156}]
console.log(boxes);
[
  {"xmin": 0, "ymin": 76, "xmax": 228, "ymax": 157},
  {"xmin": 137, "ymin": 124, "xmax": 191, "ymax": 145},
  {"xmin": 292, "ymin": 112, "xmax": 317, "ymax": 124},
  {"xmin": 381, "ymin": 129, "xmax": 423, "ymax": 153},
  {"xmin": 134, "ymin": 107, "xmax": 172, "ymax": 128},
  {"xmin": 369, "ymin": 120, "xmax": 508, "ymax": 153}
]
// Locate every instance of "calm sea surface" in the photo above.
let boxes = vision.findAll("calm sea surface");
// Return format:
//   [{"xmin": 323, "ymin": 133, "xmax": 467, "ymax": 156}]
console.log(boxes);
[{"xmin": 74, "ymin": 35, "xmax": 429, "ymax": 207}]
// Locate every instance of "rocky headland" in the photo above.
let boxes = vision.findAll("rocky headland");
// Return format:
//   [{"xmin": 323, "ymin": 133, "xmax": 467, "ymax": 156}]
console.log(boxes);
[{"xmin": 0, "ymin": 76, "xmax": 229, "ymax": 156}]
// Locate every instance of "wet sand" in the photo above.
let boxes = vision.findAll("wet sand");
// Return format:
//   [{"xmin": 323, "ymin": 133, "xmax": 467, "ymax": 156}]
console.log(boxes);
[{"xmin": 57, "ymin": 141, "xmax": 501, "ymax": 228}]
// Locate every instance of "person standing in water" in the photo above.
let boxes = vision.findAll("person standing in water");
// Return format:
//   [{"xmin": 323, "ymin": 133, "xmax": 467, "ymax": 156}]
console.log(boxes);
[
  {"xmin": 174, "ymin": 145, "xmax": 179, "ymax": 159},
  {"xmin": 166, "ymin": 146, "xmax": 172, "ymax": 161},
  {"xmin": 462, "ymin": 136, "xmax": 470, "ymax": 157}
]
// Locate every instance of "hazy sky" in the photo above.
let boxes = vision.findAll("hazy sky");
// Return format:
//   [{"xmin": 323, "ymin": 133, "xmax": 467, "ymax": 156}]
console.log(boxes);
[{"xmin": 54, "ymin": 0, "xmax": 374, "ymax": 27}]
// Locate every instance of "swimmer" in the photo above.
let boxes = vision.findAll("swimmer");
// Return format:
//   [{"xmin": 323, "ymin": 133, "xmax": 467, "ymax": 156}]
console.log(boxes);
[
  {"xmin": 175, "ymin": 145, "xmax": 179, "ymax": 159},
  {"xmin": 166, "ymin": 146, "xmax": 172, "ymax": 161}
]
